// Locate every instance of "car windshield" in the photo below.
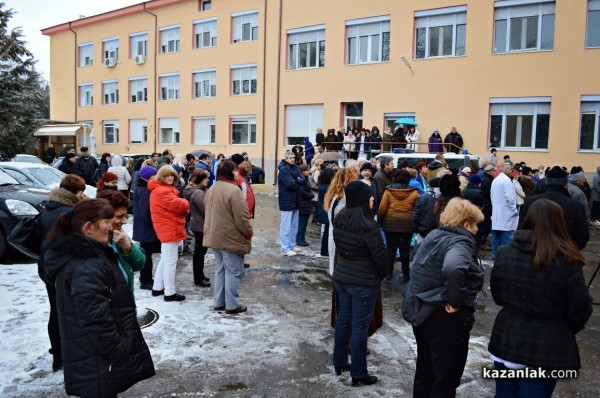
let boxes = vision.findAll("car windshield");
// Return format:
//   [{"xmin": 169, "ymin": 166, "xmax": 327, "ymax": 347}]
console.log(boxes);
[
  {"xmin": 27, "ymin": 167, "xmax": 64, "ymax": 187},
  {"xmin": 0, "ymin": 168, "xmax": 21, "ymax": 185},
  {"xmin": 13, "ymin": 155, "xmax": 45, "ymax": 164}
]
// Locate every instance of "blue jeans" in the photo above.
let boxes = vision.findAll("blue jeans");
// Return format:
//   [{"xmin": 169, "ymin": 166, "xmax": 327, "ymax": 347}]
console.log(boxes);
[
  {"xmin": 280, "ymin": 210, "xmax": 299, "ymax": 253},
  {"xmin": 333, "ymin": 282, "xmax": 377, "ymax": 378},
  {"xmin": 494, "ymin": 362, "xmax": 557, "ymax": 398},
  {"xmin": 492, "ymin": 230, "xmax": 514, "ymax": 259},
  {"xmin": 213, "ymin": 249, "xmax": 244, "ymax": 310}
]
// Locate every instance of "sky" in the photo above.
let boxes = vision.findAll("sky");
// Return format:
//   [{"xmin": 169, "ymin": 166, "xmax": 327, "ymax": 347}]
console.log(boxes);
[{"xmin": 4, "ymin": 0, "xmax": 141, "ymax": 81}]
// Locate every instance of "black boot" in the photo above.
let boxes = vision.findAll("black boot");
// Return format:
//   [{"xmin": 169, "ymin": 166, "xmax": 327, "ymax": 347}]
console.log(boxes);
[{"xmin": 402, "ymin": 266, "xmax": 410, "ymax": 283}]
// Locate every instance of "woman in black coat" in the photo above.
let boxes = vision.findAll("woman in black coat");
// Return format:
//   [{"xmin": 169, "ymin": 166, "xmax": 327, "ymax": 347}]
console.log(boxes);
[
  {"xmin": 332, "ymin": 181, "xmax": 387, "ymax": 386},
  {"xmin": 489, "ymin": 199, "xmax": 592, "ymax": 397},
  {"xmin": 317, "ymin": 167, "xmax": 336, "ymax": 256},
  {"xmin": 44, "ymin": 199, "xmax": 155, "ymax": 398}
]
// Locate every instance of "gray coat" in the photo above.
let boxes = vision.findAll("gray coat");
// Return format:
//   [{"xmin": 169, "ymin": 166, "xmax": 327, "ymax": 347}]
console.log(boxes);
[
  {"xmin": 183, "ymin": 184, "xmax": 206, "ymax": 233},
  {"xmin": 402, "ymin": 227, "xmax": 483, "ymax": 326},
  {"xmin": 567, "ymin": 181, "xmax": 590, "ymax": 219}
]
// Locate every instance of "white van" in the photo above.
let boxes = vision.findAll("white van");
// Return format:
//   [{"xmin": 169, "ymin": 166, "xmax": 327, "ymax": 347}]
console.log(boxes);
[{"xmin": 375, "ymin": 152, "xmax": 481, "ymax": 171}]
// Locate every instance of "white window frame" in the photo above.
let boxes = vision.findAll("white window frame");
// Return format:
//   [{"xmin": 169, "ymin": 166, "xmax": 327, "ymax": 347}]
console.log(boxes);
[
  {"xmin": 384, "ymin": 112, "xmax": 416, "ymax": 133},
  {"xmin": 159, "ymin": 118, "xmax": 180, "ymax": 145},
  {"xmin": 159, "ymin": 73, "xmax": 180, "ymax": 101},
  {"xmin": 231, "ymin": 64, "xmax": 257, "ymax": 96},
  {"xmin": 103, "ymin": 120, "xmax": 119, "ymax": 144},
  {"xmin": 232, "ymin": 10, "xmax": 258, "ymax": 43},
  {"xmin": 129, "ymin": 119, "xmax": 148, "ymax": 144},
  {"xmin": 489, "ymin": 97, "xmax": 551, "ymax": 150},
  {"xmin": 586, "ymin": 0, "xmax": 600, "ymax": 48},
  {"xmin": 102, "ymin": 80, "xmax": 119, "ymax": 105},
  {"xmin": 160, "ymin": 25, "xmax": 181, "ymax": 54},
  {"xmin": 231, "ymin": 115, "xmax": 256, "ymax": 145},
  {"xmin": 493, "ymin": 1, "xmax": 555, "ymax": 54},
  {"xmin": 193, "ymin": 69, "xmax": 216, "ymax": 98},
  {"xmin": 103, "ymin": 37, "xmax": 119, "ymax": 61},
  {"xmin": 287, "ymin": 25, "xmax": 326, "ymax": 70},
  {"xmin": 414, "ymin": 6, "xmax": 467, "ymax": 59},
  {"xmin": 130, "ymin": 31, "xmax": 148, "ymax": 58},
  {"xmin": 78, "ymin": 83, "xmax": 93, "ymax": 107},
  {"xmin": 79, "ymin": 121, "xmax": 93, "ymax": 147},
  {"xmin": 129, "ymin": 77, "xmax": 148, "ymax": 103},
  {"xmin": 346, "ymin": 16, "xmax": 391, "ymax": 65},
  {"xmin": 78, "ymin": 43, "xmax": 93, "ymax": 67},
  {"xmin": 579, "ymin": 95, "xmax": 600, "ymax": 151},
  {"xmin": 285, "ymin": 105, "xmax": 323, "ymax": 145},
  {"xmin": 193, "ymin": 116, "xmax": 216, "ymax": 145},
  {"xmin": 200, "ymin": 0, "xmax": 212, "ymax": 11},
  {"xmin": 194, "ymin": 18, "xmax": 217, "ymax": 48}
]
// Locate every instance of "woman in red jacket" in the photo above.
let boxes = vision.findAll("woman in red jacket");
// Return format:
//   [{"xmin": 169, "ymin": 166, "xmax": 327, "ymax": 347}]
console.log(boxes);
[{"xmin": 149, "ymin": 165, "xmax": 190, "ymax": 301}]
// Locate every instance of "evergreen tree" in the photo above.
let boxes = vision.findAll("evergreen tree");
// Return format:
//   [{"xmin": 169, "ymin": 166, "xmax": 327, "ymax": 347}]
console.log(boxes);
[{"xmin": 0, "ymin": 2, "xmax": 45, "ymax": 158}]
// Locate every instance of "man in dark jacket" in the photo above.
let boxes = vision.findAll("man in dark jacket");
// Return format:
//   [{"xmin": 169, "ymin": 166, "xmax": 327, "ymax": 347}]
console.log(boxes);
[
  {"xmin": 463, "ymin": 174, "xmax": 491, "ymax": 249},
  {"xmin": 296, "ymin": 164, "xmax": 315, "ymax": 246},
  {"xmin": 520, "ymin": 166, "xmax": 589, "ymax": 250},
  {"xmin": 278, "ymin": 150, "xmax": 305, "ymax": 256},
  {"xmin": 45, "ymin": 144, "xmax": 56, "ymax": 164},
  {"xmin": 157, "ymin": 149, "xmax": 173, "ymax": 169},
  {"xmin": 315, "ymin": 127, "xmax": 325, "ymax": 149},
  {"xmin": 195, "ymin": 153, "xmax": 215, "ymax": 187},
  {"xmin": 443, "ymin": 127, "xmax": 464, "ymax": 154},
  {"xmin": 75, "ymin": 146, "xmax": 99, "ymax": 186},
  {"xmin": 412, "ymin": 177, "xmax": 440, "ymax": 239},
  {"xmin": 369, "ymin": 127, "xmax": 383, "ymax": 157},
  {"xmin": 374, "ymin": 155, "xmax": 393, "ymax": 202},
  {"xmin": 58, "ymin": 153, "xmax": 81, "ymax": 176},
  {"xmin": 425, "ymin": 154, "xmax": 446, "ymax": 182}
]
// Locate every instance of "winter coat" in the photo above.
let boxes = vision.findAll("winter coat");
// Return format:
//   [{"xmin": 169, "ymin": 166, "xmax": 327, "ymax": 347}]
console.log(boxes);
[
  {"xmin": 107, "ymin": 155, "xmax": 131, "ymax": 191},
  {"xmin": 373, "ymin": 169, "xmax": 392, "ymax": 200},
  {"xmin": 317, "ymin": 183, "xmax": 330, "ymax": 225},
  {"xmin": 443, "ymin": 132, "xmax": 464, "ymax": 154},
  {"xmin": 428, "ymin": 134, "xmax": 443, "ymax": 153},
  {"xmin": 298, "ymin": 176, "xmax": 315, "ymax": 216},
  {"xmin": 405, "ymin": 130, "xmax": 420, "ymax": 152},
  {"xmin": 369, "ymin": 133, "xmax": 383, "ymax": 152},
  {"xmin": 426, "ymin": 160, "xmax": 445, "ymax": 183},
  {"xmin": 183, "ymin": 184, "xmax": 206, "ymax": 233},
  {"xmin": 491, "ymin": 172, "xmax": 519, "ymax": 231},
  {"xmin": 157, "ymin": 155, "xmax": 171, "ymax": 170},
  {"xmin": 58, "ymin": 158, "xmax": 81, "ymax": 176},
  {"xmin": 481, "ymin": 172, "xmax": 494, "ymax": 202},
  {"xmin": 402, "ymin": 227, "xmax": 483, "ymax": 326},
  {"xmin": 203, "ymin": 180, "xmax": 253, "ymax": 254},
  {"xmin": 76, "ymin": 155, "xmax": 99, "ymax": 186},
  {"xmin": 323, "ymin": 133, "xmax": 338, "ymax": 151},
  {"xmin": 132, "ymin": 179, "xmax": 159, "ymax": 243},
  {"xmin": 520, "ymin": 186, "xmax": 589, "ymax": 250},
  {"xmin": 358, "ymin": 177, "xmax": 379, "ymax": 215},
  {"xmin": 343, "ymin": 134, "xmax": 356, "ymax": 152},
  {"xmin": 196, "ymin": 160, "xmax": 215, "ymax": 188},
  {"xmin": 568, "ymin": 181, "xmax": 590, "ymax": 220},
  {"xmin": 148, "ymin": 179, "xmax": 189, "ymax": 243},
  {"xmin": 277, "ymin": 160, "xmax": 304, "ymax": 211},
  {"xmin": 463, "ymin": 183, "xmax": 491, "ymax": 218},
  {"xmin": 235, "ymin": 172, "xmax": 256, "ymax": 219},
  {"xmin": 592, "ymin": 166, "xmax": 600, "ymax": 202},
  {"xmin": 110, "ymin": 240, "xmax": 146, "ymax": 293},
  {"xmin": 378, "ymin": 183, "xmax": 419, "ymax": 233},
  {"xmin": 44, "ymin": 233, "xmax": 155, "ymax": 397},
  {"xmin": 412, "ymin": 188, "xmax": 439, "ymax": 237},
  {"xmin": 332, "ymin": 214, "xmax": 388, "ymax": 288},
  {"xmin": 519, "ymin": 175, "xmax": 536, "ymax": 198},
  {"xmin": 409, "ymin": 178, "xmax": 425, "ymax": 195},
  {"xmin": 327, "ymin": 195, "xmax": 346, "ymax": 276},
  {"xmin": 513, "ymin": 179, "xmax": 526, "ymax": 206},
  {"xmin": 489, "ymin": 230, "xmax": 592, "ymax": 370}
]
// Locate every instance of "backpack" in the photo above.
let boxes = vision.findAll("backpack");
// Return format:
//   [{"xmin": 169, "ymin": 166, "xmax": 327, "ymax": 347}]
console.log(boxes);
[{"xmin": 7, "ymin": 212, "xmax": 42, "ymax": 260}]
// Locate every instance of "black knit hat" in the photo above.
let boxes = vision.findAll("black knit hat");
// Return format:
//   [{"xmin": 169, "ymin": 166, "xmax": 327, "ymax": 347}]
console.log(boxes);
[
  {"xmin": 344, "ymin": 180, "xmax": 373, "ymax": 209},
  {"xmin": 231, "ymin": 154, "xmax": 245, "ymax": 165},
  {"xmin": 360, "ymin": 162, "xmax": 373, "ymax": 172},
  {"xmin": 545, "ymin": 166, "xmax": 568, "ymax": 186}
]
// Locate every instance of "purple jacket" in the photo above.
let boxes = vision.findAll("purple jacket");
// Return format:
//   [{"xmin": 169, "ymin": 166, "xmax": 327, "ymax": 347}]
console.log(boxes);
[{"xmin": 428, "ymin": 134, "xmax": 443, "ymax": 153}]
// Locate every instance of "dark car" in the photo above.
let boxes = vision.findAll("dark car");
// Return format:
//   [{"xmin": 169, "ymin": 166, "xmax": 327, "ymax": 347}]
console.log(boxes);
[{"xmin": 0, "ymin": 169, "xmax": 49, "ymax": 260}]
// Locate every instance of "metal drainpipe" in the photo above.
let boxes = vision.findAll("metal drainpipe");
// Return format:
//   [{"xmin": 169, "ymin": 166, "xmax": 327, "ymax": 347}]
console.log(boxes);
[
  {"xmin": 143, "ymin": 2, "xmax": 158, "ymax": 154},
  {"xmin": 260, "ymin": 0, "xmax": 267, "ymax": 173},
  {"xmin": 68, "ymin": 22, "xmax": 78, "ymax": 127},
  {"xmin": 273, "ymin": 0, "xmax": 283, "ymax": 185}
]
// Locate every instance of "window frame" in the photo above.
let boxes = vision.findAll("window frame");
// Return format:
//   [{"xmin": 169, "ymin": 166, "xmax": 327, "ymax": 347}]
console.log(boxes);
[
  {"xmin": 232, "ymin": 10, "xmax": 259, "ymax": 43},
  {"xmin": 493, "ymin": 1, "xmax": 555, "ymax": 54},
  {"xmin": 287, "ymin": 25, "xmax": 326, "ymax": 70},
  {"xmin": 129, "ymin": 77, "xmax": 148, "ymax": 103},
  {"xmin": 78, "ymin": 83, "xmax": 93, "ymax": 107},
  {"xmin": 193, "ymin": 69, "xmax": 217, "ymax": 99},
  {"xmin": 194, "ymin": 18, "xmax": 217, "ymax": 48},
  {"xmin": 193, "ymin": 116, "xmax": 216, "ymax": 145},
  {"xmin": 345, "ymin": 16, "xmax": 390, "ymax": 65},
  {"xmin": 200, "ymin": 0, "xmax": 212, "ymax": 11},
  {"xmin": 159, "ymin": 118, "xmax": 180, "ymax": 145},
  {"xmin": 129, "ymin": 119, "xmax": 148, "ymax": 144},
  {"xmin": 231, "ymin": 115, "xmax": 257, "ymax": 145},
  {"xmin": 579, "ymin": 96, "xmax": 600, "ymax": 151},
  {"xmin": 160, "ymin": 25, "xmax": 181, "ymax": 54},
  {"xmin": 159, "ymin": 73, "xmax": 180, "ymax": 101},
  {"xmin": 102, "ymin": 80, "xmax": 119, "ymax": 105},
  {"xmin": 130, "ymin": 31, "xmax": 148, "ymax": 58},
  {"xmin": 586, "ymin": 0, "xmax": 600, "ymax": 48},
  {"xmin": 103, "ymin": 120, "xmax": 120, "ymax": 144},
  {"xmin": 285, "ymin": 104, "xmax": 323, "ymax": 145},
  {"xmin": 102, "ymin": 37, "xmax": 119, "ymax": 61},
  {"xmin": 489, "ymin": 97, "xmax": 551, "ymax": 150},
  {"xmin": 230, "ymin": 64, "xmax": 257, "ymax": 96},
  {"xmin": 414, "ymin": 6, "xmax": 467, "ymax": 59},
  {"xmin": 78, "ymin": 43, "xmax": 93, "ymax": 67}
]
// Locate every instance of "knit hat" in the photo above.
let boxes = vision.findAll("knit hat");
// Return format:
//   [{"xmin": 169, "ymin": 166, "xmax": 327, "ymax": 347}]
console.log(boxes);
[
  {"xmin": 461, "ymin": 166, "xmax": 472, "ymax": 175},
  {"xmin": 545, "ymin": 166, "xmax": 568, "ymax": 186},
  {"xmin": 344, "ymin": 180, "xmax": 373, "ymax": 209},
  {"xmin": 231, "ymin": 153, "xmax": 245, "ymax": 165},
  {"xmin": 139, "ymin": 165, "xmax": 157, "ymax": 181},
  {"xmin": 360, "ymin": 162, "xmax": 373, "ymax": 172},
  {"xmin": 484, "ymin": 165, "xmax": 496, "ymax": 172},
  {"xmin": 468, "ymin": 174, "xmax": 482, "ymax": 185},
  {"xmin": 65, "ymin": 153, "xmax": 76, "ymax": 160},
  {"xmin": 569, "ymin": 166, "xmax": 584, "ymax": 180}
]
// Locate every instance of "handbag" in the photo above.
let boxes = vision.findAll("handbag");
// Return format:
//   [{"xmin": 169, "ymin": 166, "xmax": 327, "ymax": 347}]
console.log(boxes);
[{"xmin": 7, "ymin": 212, "xmax": 42, "ymax": 260}]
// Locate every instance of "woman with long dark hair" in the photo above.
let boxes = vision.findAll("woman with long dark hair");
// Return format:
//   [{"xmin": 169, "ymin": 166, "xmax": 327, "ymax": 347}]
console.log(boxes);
[
  {"xmin": 44, "ymin": 199, "xmax": 155, "ymax": 397},
  {"xmin": 434, "ymin": 173, "xmax": 462, "ymax": 221},
  {"xmin": 489, "ymin": 199, "xmax": 592, "ymax": 397},
  {"xmin": 332, "ymin": 181, "xmax": 387, "ymax": 386}
]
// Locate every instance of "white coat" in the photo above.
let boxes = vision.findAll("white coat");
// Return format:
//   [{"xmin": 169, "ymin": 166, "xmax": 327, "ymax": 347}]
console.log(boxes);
[
  {"xmin": 406, "ymin": 130, "xmax": 420, "ymax": 152},
  {"xmin": 491, "ymin": 172, "xmax": 519, "ymax": 231}
]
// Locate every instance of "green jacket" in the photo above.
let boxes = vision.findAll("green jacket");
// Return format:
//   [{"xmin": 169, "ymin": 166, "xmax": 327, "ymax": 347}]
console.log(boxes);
[
  {"xmin": 113, "ymin": 238, "xmax": 146, "ymax": 293},
  {"xmin": 157, "ymin": 155, "xmax": 170, "ymax": 170}
]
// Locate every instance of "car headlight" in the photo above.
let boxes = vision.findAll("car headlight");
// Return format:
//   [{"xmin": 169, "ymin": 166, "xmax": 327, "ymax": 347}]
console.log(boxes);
[{"xmin": 5, "ymin": 199, "xmax": 39, "ymax": 216}]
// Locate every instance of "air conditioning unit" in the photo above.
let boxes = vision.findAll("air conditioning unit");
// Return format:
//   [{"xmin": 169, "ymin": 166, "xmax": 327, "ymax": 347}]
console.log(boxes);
[
  {"xmin": 135, "ymin": 55, "xmax": 145, "ymax": 65},
  {"xmin": 104, "ymin": 57, "xmax": 116, "ymax": 68}
]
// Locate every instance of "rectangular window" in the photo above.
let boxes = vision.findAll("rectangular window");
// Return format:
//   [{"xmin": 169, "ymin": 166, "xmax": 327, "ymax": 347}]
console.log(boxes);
[
  {"xmin": 200, "ymin": 0, "xmax": 212, "ymax": 11},
  {"xmin": 129, "ymin": 77, "xmax": 148, "ymax": 103},
  {"xmin": 159, "ymin": 118, "xmax": 180, "ymax": 145},
  {"xmin": 587, "ymin": 0, "xmax": 600, "ymax": 47},
  {"xmin": 194, "ymin": 18, "xmax": 217, "ymax": 48},
  {"xmin": 78, "ymin": 43, "xmax": 93, "ymax": 67},
  {"xmin": 285, "ymin": 105, "xmax": 323, "ymax": 145},
  {"xmin": 384, "ymin": 112, "xmax": 416, "ymax": 133},
  {"xmin": 130, "ymin": 119, "xmax": 148, "ymax": 144},
  {"xmin": 193, "ymin": 69, "xmax": 216, "ymax": 98},
  {"xmin": 231, "ymin": 116, "xmax": 256, "ymax": 144},
  {"xmin": 288, "ymin": 25, "xmax": 325, "ymax": 69},
  {"xmin": 415, "ymin": 6, "xmax": 467, "ymax": 59},
  {"xmin": 130, "ymin": 32, "xmax": 148, "ymax": 58},
  {"xmin": 231, "ymin": 65, "xmax": 257, "ymax": 96},
  {"xmin": 579, "ymin": 97, "xmax": 600, "ymax": 150},
  {"xmin": 160, "ymin": 25, "xmax": 180, "ymax": 54},
  {"xmin": 346, "ymin": 16, "xmax": 390, "ymax": 64},
  {"xmin": 103, "ymin": 38, "xmax": 119, "ymax": 61},
  {"xmin": 493, "ymin": 1, "xmax": 555, "ymax": 53},
  {"xmin": 102, "ymin": 81, "xmax": 119, "ymax": 105},
  {"xmin": 78, "ymin": 83, "xmax": 93, "ymax": 106},
  {"xmin": 159, "ymin": 74, "xmax": 180, "ymax": 101},
  {"xmin": 232, "ymin": 11, "xmax": 258, "ymax": 43},
  {"xmin": 103, "ymin": 120, "xmax": 119, "ymax": 144},
  {"xmin": 193, "ymin": 117, "xmax": 216, "ymax": 144},
  {"xmin": 489, "ymin": 98, "xmax": 551, "ymax": 149}
]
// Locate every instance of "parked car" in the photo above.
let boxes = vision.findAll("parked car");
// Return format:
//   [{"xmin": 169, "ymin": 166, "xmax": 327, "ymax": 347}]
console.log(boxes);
[
  {"xmin": 11, "ymin": 154, "xmax": 46, "ymax": 164},
  {"xmin": 0, "ymin": 168, "xmax": 49, "ymax": 260},
  {"xmin": 0, "ymin": 162, "xmax": 96, "ymax": 198}
]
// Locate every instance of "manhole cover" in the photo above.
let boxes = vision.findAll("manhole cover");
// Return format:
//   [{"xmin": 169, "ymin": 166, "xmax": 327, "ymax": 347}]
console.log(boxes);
[{"xmin": 137, "ymin": 308, "xmax": 159, "ymax": 329}]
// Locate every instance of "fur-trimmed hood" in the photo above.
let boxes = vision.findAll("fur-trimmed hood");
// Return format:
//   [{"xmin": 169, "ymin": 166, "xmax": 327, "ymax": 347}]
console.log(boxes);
[{"xmin": 48, "ymin": 187, "xmax": 79, "ymax": 207}]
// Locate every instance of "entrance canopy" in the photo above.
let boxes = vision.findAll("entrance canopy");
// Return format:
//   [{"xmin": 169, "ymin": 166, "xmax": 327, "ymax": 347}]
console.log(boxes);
[{"xmin": 34, "ymin": 124, "xmax": 90, "ymax": 137}]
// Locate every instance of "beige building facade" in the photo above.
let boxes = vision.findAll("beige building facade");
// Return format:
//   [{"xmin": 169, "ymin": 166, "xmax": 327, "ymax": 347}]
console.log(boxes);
[{"xmin": 43, "ymin": 0, "xmax": 600, "ymax": 181}]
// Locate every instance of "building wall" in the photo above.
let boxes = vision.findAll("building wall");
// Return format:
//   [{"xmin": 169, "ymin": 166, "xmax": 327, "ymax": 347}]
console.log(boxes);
[{"xmin": 44, "ymin": 0, "xmax": 600, "ymax": 180}]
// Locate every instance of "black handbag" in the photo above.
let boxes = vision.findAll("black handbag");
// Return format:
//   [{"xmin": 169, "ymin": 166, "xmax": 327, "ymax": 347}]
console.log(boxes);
[{"xmin": 7, "ymin": 212, "xmax": 42, "ymax": 259}]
